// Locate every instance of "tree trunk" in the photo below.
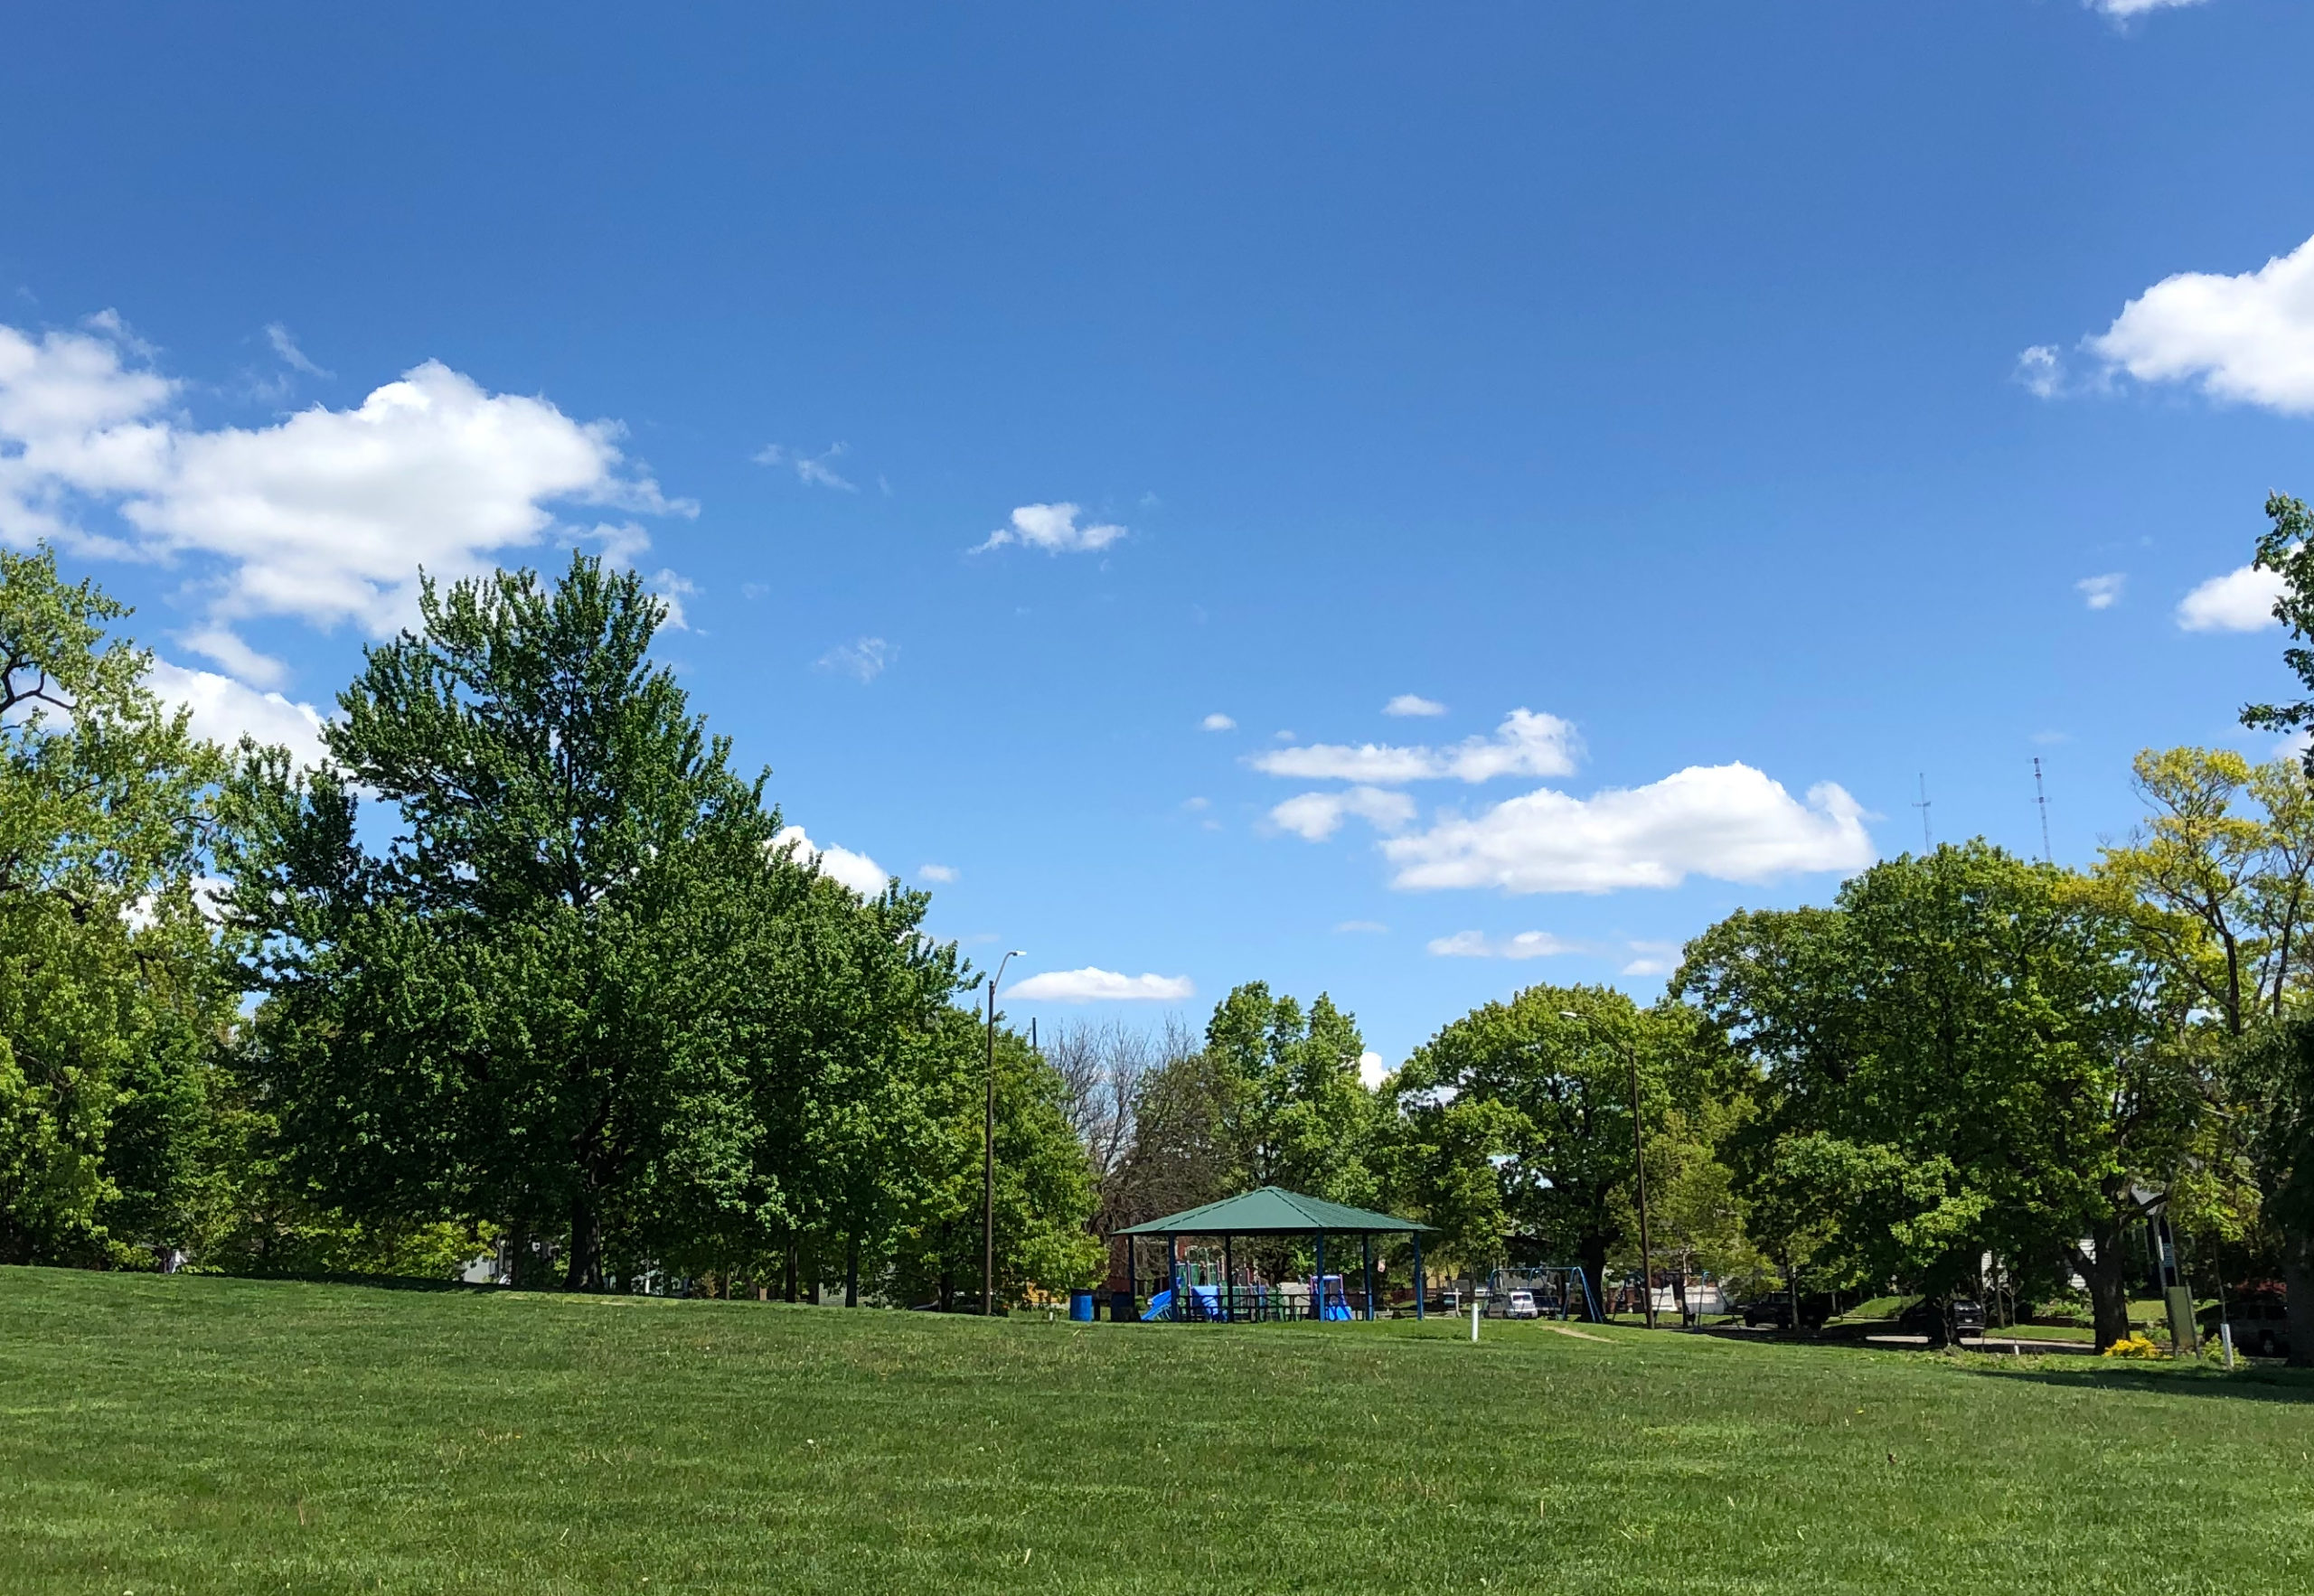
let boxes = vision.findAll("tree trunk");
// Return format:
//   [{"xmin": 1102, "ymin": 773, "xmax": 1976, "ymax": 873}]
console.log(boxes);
[
  {"xmin": 564, "ymin": 1196, "xmax": 606, "ymax": 1292},
  {"xmin": 782, "ymin": 1240, "xmax": 798, "ymax": 1303},
  {"xmin": 1579, "ymin": 1234, "xmax": 1610, "ymax": 1319},
  {"xmin": 2074, "ymin": 1229, "xmax": 2132, "ymax": 1351},
  {"xmin": 844, "ymin": 1232, "xmax": 860, "ymax": 1309}
]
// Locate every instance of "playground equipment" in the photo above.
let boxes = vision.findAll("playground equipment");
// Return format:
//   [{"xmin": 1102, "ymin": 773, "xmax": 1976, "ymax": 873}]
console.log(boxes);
[{"xmin": 1482, "ymin": 1266, "xmax": 1602, "ymax": 1322}]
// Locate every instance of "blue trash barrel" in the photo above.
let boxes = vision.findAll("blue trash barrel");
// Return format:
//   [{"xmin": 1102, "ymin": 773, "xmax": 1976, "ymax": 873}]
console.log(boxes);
[{"xmin": 1068, "ymin": 1290, "xmax": 1096, "ymax": 1322}]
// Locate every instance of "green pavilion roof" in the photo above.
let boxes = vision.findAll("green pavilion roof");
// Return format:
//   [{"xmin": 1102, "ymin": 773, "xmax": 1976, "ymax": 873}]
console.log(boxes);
[{"xmin": 1114, "ymin": 1186, "xmax": 1433, "ymax": 1236}]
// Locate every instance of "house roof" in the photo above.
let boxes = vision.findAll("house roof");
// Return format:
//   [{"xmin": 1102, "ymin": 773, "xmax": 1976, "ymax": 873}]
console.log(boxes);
[{"xmin": 1114, "ymin": 1186, "xmax": 1433, "ymax": 1236}]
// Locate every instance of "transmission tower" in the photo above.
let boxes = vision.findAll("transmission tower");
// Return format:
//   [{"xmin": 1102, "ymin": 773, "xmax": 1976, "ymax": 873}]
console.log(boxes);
[
  {"xmin": 2033, "ymin": 756, "xmax": 2054, "ymax": 864},
  {"xmin": 1913, "ymin": 774, "xmax": 1933, "ymax": 854}
]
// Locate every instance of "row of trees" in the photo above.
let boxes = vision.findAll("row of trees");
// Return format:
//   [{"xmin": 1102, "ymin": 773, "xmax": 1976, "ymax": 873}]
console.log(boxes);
[
  {"xmin": 1, "ymin": 545, "xmax": 1098, "ymax": 1302},
  {"xmin": 15, "ymin": 493, "xmax": 2314, "ymax": 1357}
]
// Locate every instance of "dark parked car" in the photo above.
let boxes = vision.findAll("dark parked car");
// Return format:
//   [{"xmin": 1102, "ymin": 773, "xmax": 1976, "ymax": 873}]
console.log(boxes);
[
  {"xmin": 1896, "ymin": 1297, "xmax": 1986, "ymax": 1346},
  {"xmin": 2203, "ymin": 1294, "xmax": 2290, "ymax": 1358},
  {"xmin": 1739, "ymin": 1293, "xmax": 1834, "ymax": 1330}
]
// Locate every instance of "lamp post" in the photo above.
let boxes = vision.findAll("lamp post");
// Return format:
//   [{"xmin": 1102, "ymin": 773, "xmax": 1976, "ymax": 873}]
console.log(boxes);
[
  {"xmin": 1563, "ymin": 1010, "xmax": 1654, "ymax": 1330},
  {"xmin": 985, "ymin": 949, "xmax": 1024, "ymax": 1319}
]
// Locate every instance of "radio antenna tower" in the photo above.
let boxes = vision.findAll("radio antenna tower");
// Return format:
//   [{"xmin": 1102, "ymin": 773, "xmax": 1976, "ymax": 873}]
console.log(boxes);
[
  {"xmin": 1914, "ymin": 774, "xmax": 1933, "ymax": 854},
  {"xmin": 2033, "ymin": 756, "xmax": 2054, "ymax": 864}
]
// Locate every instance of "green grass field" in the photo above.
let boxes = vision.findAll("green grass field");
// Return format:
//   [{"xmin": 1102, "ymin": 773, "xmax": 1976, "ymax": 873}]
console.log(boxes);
[{"xmin": 3, "ymin": 1269, "xmax": 2309, "ymax": 1593}]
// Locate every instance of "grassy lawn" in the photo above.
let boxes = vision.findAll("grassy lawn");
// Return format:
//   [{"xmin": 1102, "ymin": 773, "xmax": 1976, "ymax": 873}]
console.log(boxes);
[{"xmin": 3, "ymin": 1270, "xmax": 2310, "ymax": 1593}]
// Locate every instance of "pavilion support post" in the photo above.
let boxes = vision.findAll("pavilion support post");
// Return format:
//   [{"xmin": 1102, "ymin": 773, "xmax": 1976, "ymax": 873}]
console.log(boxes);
[
  {"xmin": 1414, "ymin": 1235, "xmax": 1425, "ymax": 1320},
  {"xmin": 1168, "ymin": 1235, "xmax": 1181, "ymax": 1321},
  {"xmin": 1362, "ymin": 1234, "xmax": 1375, "ymax": 1321},
  {"xmin": 1223, "ymin": 1235, "xmax": 1235, "ymax": 1323},
  {"xmin": 1314, "ymin": 1232, "xmax": 1326, "ymax": 1320}
]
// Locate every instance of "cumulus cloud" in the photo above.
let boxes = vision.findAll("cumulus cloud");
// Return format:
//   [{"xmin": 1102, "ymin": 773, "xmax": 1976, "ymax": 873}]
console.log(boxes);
[
  {"xmin": 2086, "ymin": 232, "xmax": 2314, "ymax": 413},
  {"xmin": 1269, "ymin": 785, "xmax": 1418, "ymax": 841},
  {"xmin": 0, "ymin": 321, "xmax": 694, "ymax": 672},
  {"xmin": 1382, "ymin": 765, "xmax": 1874, "ymax": 894},
  {"xmin": 815, "ymin": 635, "xmax": 895, "ymax": 682},
  {"xmin": 2088, "ymin": 0, "xmax": 2208, "ymax": 15},
  {"xmin": 771, "ymin": 825, "xmax": 890, "ymax": 897},
  {"xmin": 974, "ymin": 502, "xmax": 1126, "ymax": 555},
  {"xmin": 1200, "ymin": 712, "xmax": 1236, "ymax": 731},
  {"xmin": 1358, "ymin": 1051, "xmax": 1391, "ymax": 1090},
  {"xmin": 1006, "ymin": 967, "xmax": 1195, "ymax": 1002},
  {"xmin": 1426, "ymin": 929, "xmax": 1582, "ymax": 959},
  {"xmin": 1251, "ymin": 709, "xmax": 1579, "ymax": 785},
  {"xmin": 148, "ymin": 659, "xmax": 328, "ymax": 767},
  {"xmin": 649, "ymin": 569, "xmax": 699, "ymax": 632},
  {"xmin": 2077, "ymin": 573, "xmax": 2125, "ymax": 611},
  {"xmin": 1384, "ymin": 693, "xmax": 1448, "ymax": 718},
  {"xmin": 918, "ymin": 863, "xmax": 958, "ymax": 883},
  {"xmin": 2178, "ymin": 564, "xmax": 2285, "ymax": 632},
  {"xmin": 1334, "ymin": 919, "xmax": 1387, "ymax": 934},
  {"xmin": 1622, "ymin": 941, "xmax": 1681, "ymax": 978},
  {"xmin": 752, "ymin": 442, "xmax": 854, "ymax": 491}
]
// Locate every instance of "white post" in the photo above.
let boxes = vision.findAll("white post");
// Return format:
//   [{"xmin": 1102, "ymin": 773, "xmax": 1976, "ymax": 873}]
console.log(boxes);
[
  {"xmin": 1471, "ymin": 1291, "xmax": 1481, "ymax": 1343},
  {"xmin": 2221, "ymin": 1322, "xmax": 2236, "ymax": 1370}
]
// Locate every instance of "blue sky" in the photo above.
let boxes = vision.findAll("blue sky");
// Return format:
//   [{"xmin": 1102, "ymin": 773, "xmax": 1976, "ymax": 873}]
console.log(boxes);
[{"xmin": 6, "ymin": 1, "xmax": 2314, "ymax": 1067}]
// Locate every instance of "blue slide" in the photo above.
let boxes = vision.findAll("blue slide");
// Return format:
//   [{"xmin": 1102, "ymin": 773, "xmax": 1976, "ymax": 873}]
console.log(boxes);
[{"xmin": 1141, "ymin": 1289, "xmax": 1172, "ymax": 1322}]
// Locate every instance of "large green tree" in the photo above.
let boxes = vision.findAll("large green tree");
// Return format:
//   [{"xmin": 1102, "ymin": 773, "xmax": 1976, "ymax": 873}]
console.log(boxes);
[
  {"xmin": 1680, "ymin": 842, "xmax": 2200, "ymax": 1348},
  {"xmin": 222, "ymin": 554, "xmax": 958, "ymax": 1290},
  {"xmin": 0, "ymin": 547, "xmax": 236, "ymax": 1267}
]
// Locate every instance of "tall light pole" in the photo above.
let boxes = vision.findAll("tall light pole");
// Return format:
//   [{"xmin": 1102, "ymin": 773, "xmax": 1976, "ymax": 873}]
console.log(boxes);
[
  {"xmin": 985, "ymin": 950, "xmax": 1024, "ymax": 1319},
  {"xmin": 1563, "ymin": 1011, "xmax": 1654, "ymax": 1330}
]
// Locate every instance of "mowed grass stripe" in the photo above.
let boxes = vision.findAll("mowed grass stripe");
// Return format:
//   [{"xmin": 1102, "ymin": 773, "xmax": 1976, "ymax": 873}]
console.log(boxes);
[{"xmin": 1, "ymin": 1269, "xmax": 2309, "ymax": 1593}]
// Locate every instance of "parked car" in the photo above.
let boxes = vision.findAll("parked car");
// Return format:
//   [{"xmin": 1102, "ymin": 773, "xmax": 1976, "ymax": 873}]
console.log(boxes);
[
  {"xmin": 1896, "ymin": 1297, "xmax": 1986, "ymax": 1346},
  {"xmin": 1738, "ymin": 1293, "xmax": 1834, "ymax": 1330},
  {"xmin": 1506, "ymin": 1290, "xmax": 1539, "ymax": 1319},
  {"xmin": 2203, "ymin": 1293, "xmax": 2290, "ymax": 1358}
]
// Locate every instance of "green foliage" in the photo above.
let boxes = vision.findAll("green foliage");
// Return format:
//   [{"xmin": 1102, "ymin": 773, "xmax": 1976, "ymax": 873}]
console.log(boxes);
[
  {"xmin": 1681, "ymin": 841, "xmax": 2202, "ymax": 1344},
  {"xmin": 0, "ymin": 545, "xmax": 238, "ymax": 1266},
  {"xmin": 1387, "ymin": 983, "xmax": 1698, "ymax": 1284},
  {"xmin": 221, "ymin": 554, "xmax": 964, "ymax": 1290}
]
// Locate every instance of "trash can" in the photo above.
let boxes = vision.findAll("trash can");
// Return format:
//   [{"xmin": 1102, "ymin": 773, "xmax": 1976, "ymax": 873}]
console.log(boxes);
[
  {"xmin": 1068, "ymin": 1290, "xmax": 1096, "ymax": 1322},
  {"xmin": 1109, "ymin": 1289, "xmax": 1137, "ymax": 1322}
]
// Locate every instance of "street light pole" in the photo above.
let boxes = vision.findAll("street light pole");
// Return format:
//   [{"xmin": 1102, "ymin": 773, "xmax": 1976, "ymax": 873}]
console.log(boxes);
[
  {"xmin": 1625, "ymin": 1037, "xmax": 1656, "ymax": 1331},
  {"xmin": 984, "ymin": 950, "xmax": 1024, "ymax": 1319}
]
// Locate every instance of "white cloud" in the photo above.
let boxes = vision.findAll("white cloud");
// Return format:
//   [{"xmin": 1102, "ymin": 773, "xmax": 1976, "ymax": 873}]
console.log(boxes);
[
  {"xmin": 264, "ymin": 324, "xmax": 329, "ymax": 379},
  {"xmin": 815, "ymin": 636, "xmax": 895, "ymax": 682},
  {"xmin": 974, "ymin": 502, "xmax": 1126, "ymax": 555},
  {"xmin": 650, "ymin": 569, "xmax": 699, "ymax": 632},
  {"xmin": 2015, "ymin": 344, "xmax": 2065, "ymax": 399},
  {"xmin": 752, "ymin": 442, "xmax": 854, "ymax": 492},
  {"xmin": 1382, "ymin": 765, "xmax": 1874, "ymax": 895},
  {"xmin": 1006, "ymin": 967, "xmax": 1194, "ymax": 1002},
  {"xmin": 1622, "ymin": 940, "xmax": 1680, "ymax": 978},
  {"xmin": 1426, "ymin": 929, "xmax": 1582, "ymax": 959},
  {"xmin": 2088, "ymin": 0, "xmax": 2209, "ymax": 15},
  {"xmin": 148, "ymin": 659, "xmax": 328, "ymax": 767},
  {"xmin": 2076, "ymin": 573, "xmax": 2125, "ymax": 611},
  {"xmin": 0, "ymin": 322, "xmax": 693, "ymax": 671},
  {"xmin": 1269, "ymin": 785, "xmax": 1418, "ymax": 841},
  {"xmin": 2178, "ymin": 564, "xmax": 2284, "ymax": 632},
  {"xmin": 1384, "ymin": 693, "xmax": 1447, "ymax": 718},
  {"xmin": 1334, "ymin": 919, "xmax": 1387, "ymax": 934},
  {"xmin": 1250, "ymin": 709, "xmax": 1579, "ymax": 785},
  {"xmin": 918, "ymin": 863, "xmax": 958, "ymax": 883},
  {"xmin": 771, "ymin": 825, "xmax": 890, "ymax": 896},
  {"xmin": 1200, "ymin": 712, "xmax": 1237, "ymax": 731},
  {"xmin": 1357, "ymin": 1050, "xmax": 1391, "ymax": 1090},
  {"xmin": 2087, "ymin": 231, "xmax": 2314, "ymax": 413}
]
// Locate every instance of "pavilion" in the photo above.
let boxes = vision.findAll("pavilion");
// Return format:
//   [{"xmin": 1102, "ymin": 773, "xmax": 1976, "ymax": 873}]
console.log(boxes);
[{"xmin": 1115, "ymin": 1186, "xmax": 1434, "ymax": 1322}]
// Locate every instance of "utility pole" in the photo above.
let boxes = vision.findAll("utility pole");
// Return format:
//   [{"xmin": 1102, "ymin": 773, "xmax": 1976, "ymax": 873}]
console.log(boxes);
[
  {"xmin": 1914, "ymin": 774, "xmax": 1933, "ymax": 854},
  {"xmin": 983, "ymin": 950, "xmax": 1023, "ymax": 1319},
  {"xmin": 2034, "ymin": 756, "xmax": 2054, "ymax": 864}
]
